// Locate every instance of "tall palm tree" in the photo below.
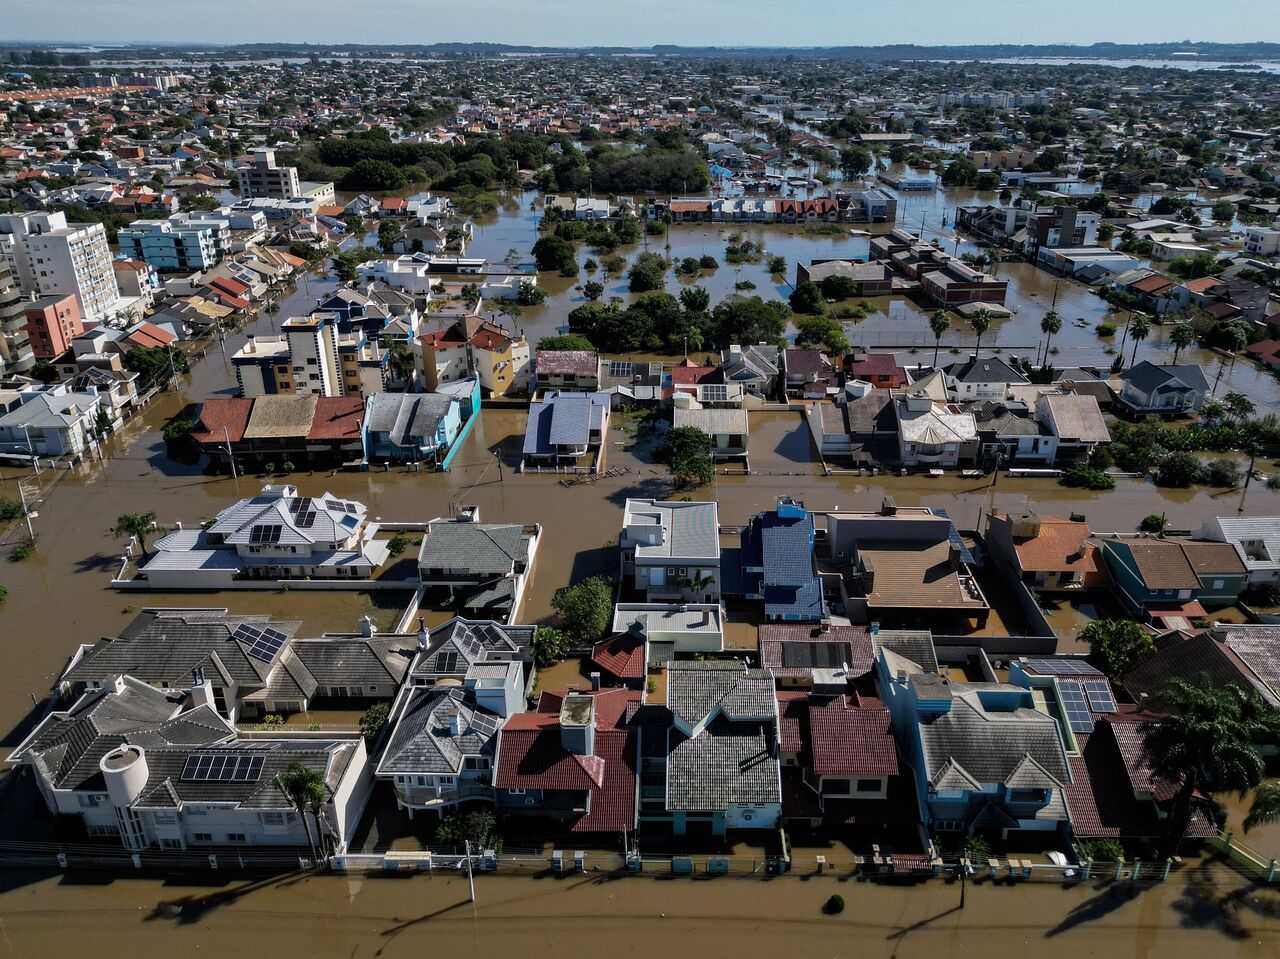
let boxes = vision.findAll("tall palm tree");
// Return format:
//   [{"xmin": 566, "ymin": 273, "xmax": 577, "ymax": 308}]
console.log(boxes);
[
  {"xmin": 1169, "ymin": 322, "xmax": 1196, "ymax": 364},
  {"xmin": 1144, "ymin": 679, "xmax": 1280, "ymax": 858},
  {"xmin": 928, "ymin": 309, "xmax": 950, "ymax": 368},
  {"xmin": 114, "ymin": 511, "xmax": 162, "ymax": 559},
  {"xmin": 1039, "ymin": 310, "xmax": 1062, "ymax": 367},
  {"xmin": 1245, "ymin": 783, "xmax": 1280, "ymax": 833},
  {"xmin": 969, "ymin": 307, "xmax": 993, "ymax": 359},
  {"xmin": 1129, "ymin": 314, "xmax": 1152, "ymax": 366},
  {"xmin": 275, "ymin": 762, "xmax": 328, "ymax": 861}
]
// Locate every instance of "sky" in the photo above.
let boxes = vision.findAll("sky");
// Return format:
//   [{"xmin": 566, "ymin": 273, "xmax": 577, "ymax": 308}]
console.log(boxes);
[{"xmin": 7, "ymin": 0, "xmax": 1280, "ymax": 48}]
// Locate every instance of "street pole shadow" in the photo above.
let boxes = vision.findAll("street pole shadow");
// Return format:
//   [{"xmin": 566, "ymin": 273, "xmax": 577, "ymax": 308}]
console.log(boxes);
[
  {"xmin": 1044, "ymin": 881, "xmax": 1139, "ymax": 937},
  {"xmin": 376, "ymin": 898, "xmax": 475, "ymax": 956},
  {"xmin": 885, "ymin": 901, "xmax": 962, "ymax": 948}
]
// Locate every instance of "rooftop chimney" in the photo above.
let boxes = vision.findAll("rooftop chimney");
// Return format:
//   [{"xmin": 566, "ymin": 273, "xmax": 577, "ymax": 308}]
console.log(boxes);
[
  {"xmin": 590, "ymin": 671, "xmax": 601, "ymax": 691},
  {"xmin": 559, "ymin": 693, "xmax": 595, "ymax": 756},
  {"xmin": 416, "ymin": 616, "xmax": 428, "ymax": 651},
  {"xmin": 447, "ymin": 707, "xmax": 462, "ymax": 736},
  {"xmin": 881, "ymin": 496, "xmax": 897, "ymax": 516},
  {"xmin": 360, "ymin": 615, "xmax": 375, "ymax": 638}
]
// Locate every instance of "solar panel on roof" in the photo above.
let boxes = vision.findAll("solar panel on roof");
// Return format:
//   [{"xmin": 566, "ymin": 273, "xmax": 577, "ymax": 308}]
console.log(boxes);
[
  {"xmin": 1082, "ymin": 678, "xmax": 1117, "ymax": 713},
  {"xmin": 247, "ymin": 627, "xmax": 287, "ymax": 662},
  {"xmin": 233, "ymin": 623, "xmax": 263, "ymax": 646},
  {"xmin": 609, "ymin": 361, "xmax": 633, "ymax": 378},
  {"xmin": 703, "ymin": 384, "xmax": 728, "ymax": 402},
  {"xmin": 249, "ymin": 524, "xmax": 283, "ymax": 544},
  {"xmin": 289, "ymin": 497, "xmax": 313, "ymax": 515},
  {"xmin": 295, "ymin": 510, "xmax": 317, "ymax": 529},
  {"xmin": 1025, "ymin": 657, "xmax": 1100, "ymax": 677},
  {"xmin": 1058, "ymin": 680, "xmax": 1094, "ymax": 733},
  {"xmin": 181, "ymin": 753, "xmax": 265, "ymax": 782},
  {"xmin": 435, "ymin": 650, "xmax": 458, "ymax": 673},
  {"xmin": 469, "ymin": 712, "xmax": 498, "ymax": 737}
]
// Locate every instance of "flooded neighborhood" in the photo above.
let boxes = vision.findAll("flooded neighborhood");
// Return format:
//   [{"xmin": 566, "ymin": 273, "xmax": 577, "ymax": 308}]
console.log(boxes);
[{"xmin": 4, "ymin": 24, "xmax": 1280, "ymax": 957}]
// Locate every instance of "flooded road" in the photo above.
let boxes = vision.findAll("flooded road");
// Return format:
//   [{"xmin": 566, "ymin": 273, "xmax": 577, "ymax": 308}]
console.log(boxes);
[{"xmin": 2, "ymin": 860, "xmax": 1279, "ymax": 959}]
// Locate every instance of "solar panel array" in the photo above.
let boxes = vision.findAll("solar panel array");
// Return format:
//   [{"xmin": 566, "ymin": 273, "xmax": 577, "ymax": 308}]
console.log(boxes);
[
  {"xmin": 290, "ymin": 497, "xmax": 317, "ymax": 529},
  {"xmin": 469, "ymin": 711, "xmax": 499, "ymax": 738},
  {"xmin": 1024, "ymin": 657, "xmax": 1102, "ymax": 677},
  {"xmin": 181, "ymin": 753, "xmax": 265, "ymax": 782},
  {"xmin": 702, "ymin": 384, "xmax": 729, "ymax": 402},
  {"xmin": 434, "ymin": 650, "xmax": 459, "ymax": 674},
  {"xmin": 249, "ymin": 524, "xmax": 283, "ymax": 544},
  {"xmin": 609, "ymin": 361, "xmax": 633, "ymax": 378},
  {"xmin": 1058, "ymin": 680, "xmax": 1094, "ymax": 733},
  {"xmin": 233, "ymin": 623, "xmax": 289, "ymax": 662},
  {"xmin": 1082, "ymin": 678, "xmax": 1118, "ymax": 713}
]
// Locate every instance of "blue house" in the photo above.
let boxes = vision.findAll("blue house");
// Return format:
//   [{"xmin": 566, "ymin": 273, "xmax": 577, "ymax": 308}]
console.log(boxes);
[
  {"xmin": 1100, "ymin": 538, "xmax": 1246, "ymax": 626},
  {"xmin": 363, "ymin": 390, "xmax": 464, "ymax": 466},
  {"xmin": 876, "ymin": 630, "xmax": 1072, "ymax": 840},
  {"xmin": 737, "ymin": 497, "xmax": 827, "ymax": 622}
]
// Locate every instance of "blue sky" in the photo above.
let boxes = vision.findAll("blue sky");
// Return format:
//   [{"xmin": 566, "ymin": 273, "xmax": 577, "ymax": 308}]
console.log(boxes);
[{"xmin": 8, "ymin": 0, "xmax": 1279, "ymax": 47}]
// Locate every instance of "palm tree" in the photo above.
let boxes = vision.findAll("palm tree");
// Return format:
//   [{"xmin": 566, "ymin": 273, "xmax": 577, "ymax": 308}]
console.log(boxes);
[
  {"xmin": 381, "ymin": 336, "xmax": 415, "ymax": 391},
  {"xmin": 1169, "ymin": 322, "xmax": 1196, "ymax": 364},
  {"xmin": 1129, "ymin": 314, "xmax": 1151, "ymax": 366},
  {"xmin": 1143, "ymin": 678, "xmax": 1280, "ymax": 858},
  {"xmin": 1200, "ymin": 400, "xmax": 1226, "ymax": 425},
  {"xmin": 675, "ymin": 570, "xmax": 717, "ymax": 602},
  {"xmin": 1039, "ymin": 310, "xmax": 1062, "ymax": 367},
  {"xmin": 969, "ymin": 307, "xmax": 993, "ymax": 359},
  {"xmin": 275, "ymin": 762, "xmax": 328, "ymax": 861},
  {"xmin": 114, "ymin": 511, "xmax": 162, "ymax": 559},
  {"xmin": 928, "ymin": 309, "xmax": 950, "ymax": 368},
  {"xmin": 1245, "ymin": 783, "xmax": 1280, "ymax": 833}
]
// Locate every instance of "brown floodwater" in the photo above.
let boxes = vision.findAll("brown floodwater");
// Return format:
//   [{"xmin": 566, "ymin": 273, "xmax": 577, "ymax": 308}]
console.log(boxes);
[{"xmin": 1, "ymin": 858, "xmax": 1279, "ymax": 958}]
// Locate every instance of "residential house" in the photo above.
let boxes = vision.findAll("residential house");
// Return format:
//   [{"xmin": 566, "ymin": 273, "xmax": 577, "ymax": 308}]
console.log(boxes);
[
  {"xmin": 138, "ymin": 484, "xmax": 388, "ymax": 587},
  {"xmin": 416, "ymin": 314, "xmax": 531, "ymax": 398},
  {"xmin": 363, "ymin": 387, "xmax": 470, "ymax": 466},
  {"xmin": 734, "ymin": 497, "xmax": 828, "ymax": 622},
  {"xmin": 795, "ymin": 259, "xmax": 893, "ymax": 295},
  {"xmin": 534, "ymin": 349, "xmax": 600, "ymax": 392},
  {"xmin": 1100, "ymin": 538, "xmax": 1248, "ymax": 627},
  {"xmin": 654, "ymin": 661, "xmax": 781, "ymax": 837},
  {"xmin": 22, "ymin": 292, "xmax": 83, "ymax": 360},
  {"xmin": 1122, "ymin": 626, "xmax": 1280, "ymax": 710},
  {"xmin": 672, "ymin": 405, "xmax": 749, "ymax": 461},
  {"xmin": 0, "ymin": 384, "xmax": 103, "ymax": 459},
  {"xmin": 1114, "ymin": 361, "xmax": 1209, "ymax": 417},
  {"xmin": 190, "ymin": 395, "xmax": 365, "ymax": 469},
  {"xmin": 759, "ymin": 623, "xmax": 875, "ymax": 690},
  {"xmin": 783, "ymin": 348, "xmax": 838, "ymax": 399},
  {"xmin": 7, "ymin": 674, "xmax": 371, "ymax": 852},
  {"xmin": 877, "ymin": 634, "xmax": 1072, "ymax": 839},
  {"xmin": 521, "ymin": 390, "xmax": 611, "ymax": 473},
  {"xmin": 941, "ymin": 355, "xmax": 1029, "ymax": 402},
  {"xmin": 985, "ymin": 511, "xmax": 1108, "ymax": 592},
  {"xmin": 406, "ymin": 617, "xmax": 537, "ymax": 687},
  {"xmin": 720, "ymin": 344, "xmax": 780, "ymax": 400},
  {"xmin": 620, "ymin": 498, "xmax": 721, "ymax": 602},
  {"xmin": 416, "ymin": 507, "xmax": 541, "ymax": 624},
  {"xmin": 894, "ymin": 391, "xmax": 980, "ymax": 469},
  {"xmin": 1034, "ymin": 392, "xmax": 1111, "ymax": 463},
  {"xmin": 494, "ymin": 687, "xmax": 641, "ymax": 836},
  {"xmin": 844, "ymin": 351, "xmax": 907, "ymax": 389},
  {"xmin": 1199, "ymin": 515, "xmax": 1280, "ymax": 587},
  {"xmin": 376, "ymin": 661, "xmax": 524, "ymax": 818}
]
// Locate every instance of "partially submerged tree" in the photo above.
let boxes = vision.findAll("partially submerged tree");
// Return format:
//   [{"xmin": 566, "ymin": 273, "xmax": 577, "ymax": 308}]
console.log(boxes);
[
  {"xmin": 113, "ymin": 511, "xmax": 162, "ymax": 559},
  {"xmin": 275, "ymin": 761, "xmax": 328, "ymax": 861},
  {"xmin": 1082, "ymin": 618, "xmax": 1153, "ymax": 678}
]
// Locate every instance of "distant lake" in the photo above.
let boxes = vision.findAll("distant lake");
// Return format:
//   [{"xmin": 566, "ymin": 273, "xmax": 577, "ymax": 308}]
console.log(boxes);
[{"xmin": 941, "ymin": 56, "xmax": 1280, "ymax": 74}]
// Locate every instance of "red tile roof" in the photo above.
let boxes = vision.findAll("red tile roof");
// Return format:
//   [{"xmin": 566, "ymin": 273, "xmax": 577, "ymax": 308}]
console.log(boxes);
[
  {"xmin": 124, "ymin": 322, "xmax": 177, "ymax": 349},
  {"xmin": 809, "ymin": 695, "xmax": 898, "ymax": 777},
  {"xmin": 307, "ymin": 397, "xmax": 364, "ymax": 440},
  {"xmin": 669, "ymin": 364, "xmax": 717, "ymax": 386},
  {"xmin": 758, "ymin": 624, "xmax": 875, "ymax": 679},
  {"xmin": 494, "ymin": 688, "xmax": 639, "ymax": 833},
  {"xmin": 591, "ymin": 633, "xmax": 646, "ymax": 680},
  {"xmin": 776, "ymin": 692, "xmax": 807, "ymax": 754},
  {"xmin": 191, "ymin": 398, "xmax": 253, "ymax": 445},
  {"xmin": 536, "ymin": 349, "xmax": 598, "ymax": 376}
]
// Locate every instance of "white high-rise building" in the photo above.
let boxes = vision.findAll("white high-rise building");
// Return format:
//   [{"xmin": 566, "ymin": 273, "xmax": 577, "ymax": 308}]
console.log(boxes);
[
  {"xmin": 0, "ymin": 212, "xmax": 122, "ymax": 325},
  {"xmin": 237, "ymin": 148, "xmax": 301, "ymax": 200}
]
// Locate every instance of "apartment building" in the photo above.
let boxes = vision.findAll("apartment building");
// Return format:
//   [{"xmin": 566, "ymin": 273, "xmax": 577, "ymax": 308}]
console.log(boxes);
[
  {"xmin": 0, "ymin": 263, "xmax": 34, "ymax": 375},
  {"xmin": 232, "ymin": 312, "xmax": 387, "ymax": 398},
  {"xmin": 0, "ymin": 211, "xmax": 121, "ymax": 324},
  {"xmin": 237, "ymin": 148, "xmax": 302, "ymax": 200},
  {"xmin": 22, "ymin": 293, "xmax": 83, "ymax": 360},
  {"xmin": 117, "ymin": 219, "xmax": 219, "ymax": 272}
]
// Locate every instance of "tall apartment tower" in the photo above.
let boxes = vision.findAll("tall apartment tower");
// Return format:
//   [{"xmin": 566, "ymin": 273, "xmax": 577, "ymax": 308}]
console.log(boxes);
[
  {"xmin": 0, "ymin": 211, "xmax": 121, "ymax": 325},
  {"xmin": 0, "ymin": 262, "xmax": 35, "ymax": 376},
  {"xmin": 237, "ymin": 148, "xmax": 301, "ymax": 200}
]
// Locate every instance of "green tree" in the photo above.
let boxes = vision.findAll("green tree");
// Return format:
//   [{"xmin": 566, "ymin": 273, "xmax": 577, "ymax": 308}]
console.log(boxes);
[
  {"xmin": 794, "ymin": 315, "xmax": 848, "ymax": 354},
  {"xmin": 969, "ymin": 307, "xmax": 993, "ymax": 358},
  {"xmin": 533, "ymin": 626, "xmax": 571, "ymax": 668},
  {"xmin": 582, "ymin": 280, "xmax": 604, "ymax": 301},
  {"xmin": 628, "ymin": 251, "xmax": 667, "ymax": 292},
  {"xmin": 928, "ymin": 309, "xmax": 950, "ymax": 368},
  {"xmin": 381, "ymin": 337, "xmax": 415, "ymax": 389},
  {"xmin": 1082, "ymin": 618, "xmax": 1154, "ymax": 678},
  {"xmin": 538, "ymin": 333, "xmax": 595, "ymax": 352},
  {"xmin": 1129, "ymin": 314, "xmax": 1151, "ymax": 366},
  {"xmin": 1245, "ymin": 783, "xmax": 1280, "ymax": 833},
  {"xmin": 1155, "ymin": 451, "xmax": 1204, "ymax": 488},
  {"xmin": 377, "ymin": 219, "xmax": 403, "ymax": 254},
  {"xmin": 1169, "ymin": 322, "xmax": 1196, "ymax": 363},
  {"xmin": 531, "ymin": 235, "xmax": 576, "ymax": 273},
  {"xmin": 788, "ymin": 280, "xmax": 826, "ymax": 315},
  {"xmin": 658, "ymin": 425, "xmax": 715, "ymax": 489},
  {"xmin": 1139, "ymin": 513, "xmax": 1167, "ymax": 533},
  {"xmin": 344, "ymin": 158, "xmax": 408, "ymax": 191},
  {"xmin": 435, "ymin": 808, "xmax": 502, "ymax": 854},
  {"xmin": 839, "ymin": 145, "xmax": 872, "ymax": 180},
  {"xmin": 1039, "ymin": 310, "xmax": 1062, "ymax": 365},
  {"xmin": 1145, "ymin": 679, "xmax": 1280, "ymax": 857},
  {"xmin": 675, "ymin": 570, "xmax": 717, "ymax": 601},
  {"xmin": 551, "ymin": 577, "xmax": 613, "ymax": 645},
  {"xmin": 113, "ymin": 511, "xmax": 162, "ymax": 559},
  {"xmin": 330, "ymin": 249, "xmax": 366, "ymax": 284},
  {"xmin": 358, "ymin": 702, "xmax": 389, "ymax": 742},
  {"xmin": 1223, "ymin": 392, "xmax": 1255, "ymax": 423},
  {"xmin": 275, "ymin": 761, "xmax": 328, "ymax": 860},
  {"xmin": 1211, "ymin": 199, "xmax": 1236, "ymax": 223},
  {"xmin": 679, "ymin": 285, "xmax": 710, "ymax": 314}
]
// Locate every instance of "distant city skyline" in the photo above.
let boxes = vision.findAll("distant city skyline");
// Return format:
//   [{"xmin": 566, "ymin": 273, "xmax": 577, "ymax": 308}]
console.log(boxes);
[{"xmin": 8, "ymin": 1, "xmax": 1280, "ymax": 49}]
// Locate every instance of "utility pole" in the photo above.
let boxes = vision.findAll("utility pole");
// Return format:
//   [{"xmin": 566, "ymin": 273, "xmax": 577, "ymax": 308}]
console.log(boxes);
[
  {"xmin": 494, "ymin": 449, "xmax": 503, "ymax": 483},
  {"xmin": 465, "ymin": 839, "xmax": 476, "ymax": 903},
  {"xmin": 960, "ymin": 843, "xmax": 968, "ymax": 909},
  {"xmin": 17, "ymin": 480, "xmax": 34, "ymax": 541},
  {"xmin": 223, "ymin": 424, "xmax": 238, "ymax": 480},
  {"xmin": 1239, "ymin": 444, "xmax": 1258, "ymax": 513}
]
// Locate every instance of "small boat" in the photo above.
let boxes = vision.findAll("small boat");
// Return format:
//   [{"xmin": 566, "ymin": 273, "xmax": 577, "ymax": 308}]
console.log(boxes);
[
  {"xmin": 959, "ymin": 469, "xmax": 984, "ymax": 478},
  {"xmin": 927, "ymin": 468, "xmax": 945, "ymax": 478}
]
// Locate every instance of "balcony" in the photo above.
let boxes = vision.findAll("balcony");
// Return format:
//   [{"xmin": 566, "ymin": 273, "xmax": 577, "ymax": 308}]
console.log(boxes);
[{"xmin": 393, "ymin": 781, "xmax": 495, "ymax": 809}]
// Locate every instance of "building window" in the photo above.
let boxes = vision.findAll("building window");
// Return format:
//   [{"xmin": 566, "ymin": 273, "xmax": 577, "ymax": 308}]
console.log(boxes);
[
  {"xmin": 77, "ymin": 793, "xmax": 104, "ymax": 808},
  {"xmin": 855, "ymin": 778, "xmax": 881, "ymax": 793},
  {"xmin": 226, "ymin": 833, "xmax": 248, "ymax": 844},
  {"xmin": 934, "ymin": 819, "xmax": 964, "ymax": 832},
  {"xmin": 160, "ymin": 838, "xmax": 183, "ymax": 850},
  {"xmin": 191, "ymin": 832, "xmax": 214, "ymax": 843}
]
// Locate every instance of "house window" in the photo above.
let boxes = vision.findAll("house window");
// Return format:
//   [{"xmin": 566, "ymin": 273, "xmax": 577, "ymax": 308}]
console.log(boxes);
[
  {"xmin": 934, "ymin": 819, "xmax": 964, "ymax": 832},
  {"xmin": 160, "ymin": 838, "xmax": 183, "ymax": 850},
  {"xmin": 855, "ymin": 778, "xmax": 881, "ymax": 793},
  {"xmin": 153, "ymin": 812, "xmax": 178, "ymax": 825},
  {"xmin": 1211, "ymin": 579, "xmax": 1224, "ymax": 590},
  {"xmin": 464, "ymin": 757, "xmax": 490, "ymax": 770},
  {"xmin": 226, "ymin": 833, "xmax": 248, "ymax": 844},
  {"xmin": 77, "ymin": 793, "xmax": 104, "ymax": 808},
  {"xmin": 508, "ymin": 788, "xmax": 526, "ymax": 795},
  {"xmin": 1008, "ymin": 788, "xmax": 1046, "ymax": 804},
  {"xmin": 438, "ymin": 776, "xmax": 456, "ymax": 785},
  {"xmin": 191, "ymin": 833, "xmax": 214, "ymax": 844}
]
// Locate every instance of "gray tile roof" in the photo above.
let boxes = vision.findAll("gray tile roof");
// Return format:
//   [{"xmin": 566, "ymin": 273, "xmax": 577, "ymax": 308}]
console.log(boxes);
[
  {"xmin": 917, "ymin": 684, "xmax": 1070, "ymax": 790},
  {"xmin": 365, "ymin": 392, "xmax": 455, "ymax": 448},
  {"xmin": 875, "ymin": 629, "xmax": 938, "ymax": 674},
  {"xmin": 62, "ymin": 610, "xmax": 300, "ymax": 689},
  {"xmin": 377, "ymin": 686, "xmax": 501, "ymax": 776},
  {"xmin": 409, "ymin": 617, "xmax": 536, "ymax": 680},
  {"xmin": 286, "ymin": 637, "xmax": 416, "ymax": 687},
  {"xmin": 206, "ymin": 487, "xmax": 365, "ymax": 548},
  {"xmin": 666, "ymin": 717, "xmax": 780, "ymax": 810},
  {"xmin": 418, "ymin": 518, "xmax": 530, "ymax": 577},
  {"xmin": 666, "ymin": 661, "xmax": 775, "ymax": 731},
  {"xmin": 622, "ymin": 499, "xmax": 719, "ymax": 561}
]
